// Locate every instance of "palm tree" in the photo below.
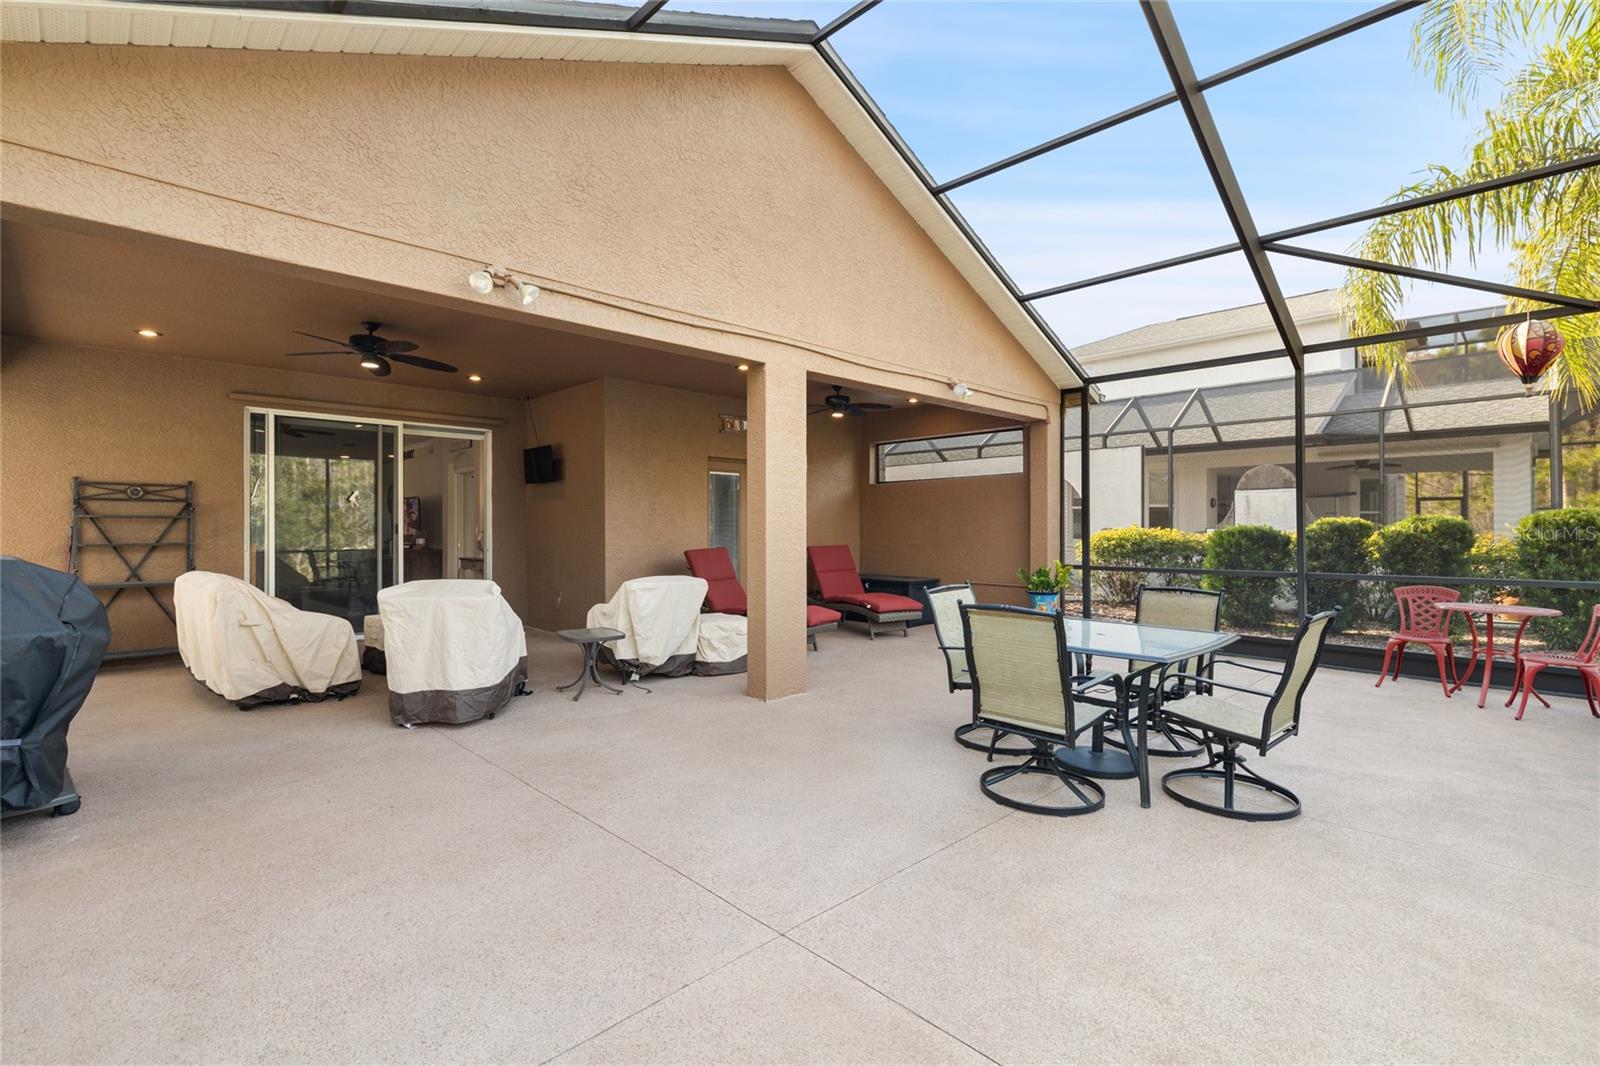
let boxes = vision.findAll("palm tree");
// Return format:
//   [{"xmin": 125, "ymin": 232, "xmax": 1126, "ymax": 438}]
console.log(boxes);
[{"xmin": 1340, "ymin": 0, "xmax": 1598, "ymax": 406}]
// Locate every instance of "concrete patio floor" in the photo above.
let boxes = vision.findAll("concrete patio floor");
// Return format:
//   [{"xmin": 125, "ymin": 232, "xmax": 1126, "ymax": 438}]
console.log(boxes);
[{"xmin": 3, "ymin": 625, "xmax": 1597, "ymax": 1064}]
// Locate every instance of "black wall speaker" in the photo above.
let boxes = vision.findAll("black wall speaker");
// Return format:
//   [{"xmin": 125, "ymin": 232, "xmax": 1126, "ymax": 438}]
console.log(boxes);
[{"xmin": 524, "ymin": 444, "xmax": 562, "ymax": 484}]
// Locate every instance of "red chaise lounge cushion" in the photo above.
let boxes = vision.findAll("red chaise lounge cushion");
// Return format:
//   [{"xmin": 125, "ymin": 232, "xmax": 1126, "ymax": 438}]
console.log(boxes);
[
  {"xmin": 807, "ymin": 604, "xmax": 842, "ymax": 628},
  {"xmin": 684, "ymin": 547, "xmax": 747, "ymax": 615},
  {"xmin": 807, "ymin": 545, "xmax": 922, "ymax": 614}
]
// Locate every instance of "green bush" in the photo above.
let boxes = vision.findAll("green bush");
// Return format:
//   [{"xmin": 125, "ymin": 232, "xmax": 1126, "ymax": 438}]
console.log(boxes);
[
  {"xmin": 1467, "ymin": 533, "xmax": 1521, "ymax": 601},
  {"xmin": 1304, "ymin": 516, "xmax": 1376, "ymax": 628},
  {"xmin": 1513, "ymin": 508, "xmax": 1600, "ymax": 647},
  {"xmin": 1081, "ymin": 526, "xmax": 1208, "ymax": 606},
  {"xmin": 1203, "ymin": 524, "xmax": 1292, "ymax": 626},
  {"xmin": 1366, "ymin": 515, "xmax": 1476, "ymax": 578}
]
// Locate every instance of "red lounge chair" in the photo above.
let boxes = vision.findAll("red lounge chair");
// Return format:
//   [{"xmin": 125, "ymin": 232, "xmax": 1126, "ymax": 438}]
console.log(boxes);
[
  {"xmin": 684, "ymin": 547, "xmax": 840, "ymax": 651},
  {"xmin": 807, "ymin": 544, "xmax": 924, "ymax": 639},
  {"xmin": 1506, "ymin": 603, "xmax": 1600, "ymax": 720},
  {"xmin": 1376, "ymin": 585, "xmax": 1461, "ymax": 697}
]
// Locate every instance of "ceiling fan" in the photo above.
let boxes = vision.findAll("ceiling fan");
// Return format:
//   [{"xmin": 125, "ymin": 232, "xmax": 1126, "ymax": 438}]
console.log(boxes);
[
  {"xmin": 808, "ymin": 385, "xmax": 891, "ymax": 418},
  {"xmin": 284, "ymin": 321, "xmax": 458, "ymax": 377},
  {"xmin": 1327, "ymin": 458, "xmax": 1387, "ymax": 471}
]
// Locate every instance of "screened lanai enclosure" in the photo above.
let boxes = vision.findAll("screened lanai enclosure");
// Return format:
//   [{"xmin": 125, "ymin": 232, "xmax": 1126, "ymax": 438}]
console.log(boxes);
[{"xmin": 148, "ymin": 0, "xmax": 1599, "ymax": 654}]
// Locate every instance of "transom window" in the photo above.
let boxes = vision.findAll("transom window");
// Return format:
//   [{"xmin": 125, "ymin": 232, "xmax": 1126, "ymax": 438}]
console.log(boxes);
[{"xmin": 875, "ymin": 428, "xmax": 1024, "ymax": 484}]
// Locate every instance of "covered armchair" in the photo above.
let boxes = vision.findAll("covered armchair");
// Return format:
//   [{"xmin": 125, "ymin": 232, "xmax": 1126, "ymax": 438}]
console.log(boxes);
[
  {"xmin": 960, "ymin": 603, "xmax": 1132, "ymax": 817},
  {"xmin": 807, "ymin": 544, "xmax": 923, "ymax": 639},
  {"xmin": 1158, "ymin": 610, "xmax": 1337, "ymax": 821},
  {"xmin": 378, "ymin": 580, "xmax": 528, "ymax": 727},
  {"xmin": 683, "ymin": 547, "xmax": 839, "ymax": 650}
]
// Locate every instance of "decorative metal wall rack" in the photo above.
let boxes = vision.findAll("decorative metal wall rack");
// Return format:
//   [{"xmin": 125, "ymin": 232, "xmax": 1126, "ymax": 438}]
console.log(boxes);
[{"xmin": 69, "ymin": 479, "xmax": 195, "ymax": 657}]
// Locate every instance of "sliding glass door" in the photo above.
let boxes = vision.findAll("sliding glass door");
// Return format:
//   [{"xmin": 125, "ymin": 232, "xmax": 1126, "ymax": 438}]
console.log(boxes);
[{"xmin": 247, "ymin": 409, "xmax": 491, "ymax": 628}]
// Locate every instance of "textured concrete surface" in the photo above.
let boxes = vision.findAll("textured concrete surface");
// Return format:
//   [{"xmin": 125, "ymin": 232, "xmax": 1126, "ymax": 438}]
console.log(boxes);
[{"xmin": 4, "ymin": 627, "xmax": 1597, "ymax": 1063}]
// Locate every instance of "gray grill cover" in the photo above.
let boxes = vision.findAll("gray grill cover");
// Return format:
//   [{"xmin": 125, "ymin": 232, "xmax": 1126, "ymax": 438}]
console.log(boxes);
[{"xmin": 1, "ymin": 558, "xmax": 110, "ymax": 813}]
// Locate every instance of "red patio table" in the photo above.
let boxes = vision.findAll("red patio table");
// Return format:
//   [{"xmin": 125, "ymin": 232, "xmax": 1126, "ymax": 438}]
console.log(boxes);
[{"xmin": 1439, "ymin": 602, "xmax": 1562, "ymax": 709}]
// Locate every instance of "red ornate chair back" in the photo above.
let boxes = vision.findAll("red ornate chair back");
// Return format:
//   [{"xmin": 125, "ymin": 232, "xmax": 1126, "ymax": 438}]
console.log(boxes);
[
  {"xmin": 1575, "ymin": 603, "xmax": 1600, "ymax": 663},
  {"xmin": 1393, "ymin": 585, "xmax": 1459, "ymax": 640}
]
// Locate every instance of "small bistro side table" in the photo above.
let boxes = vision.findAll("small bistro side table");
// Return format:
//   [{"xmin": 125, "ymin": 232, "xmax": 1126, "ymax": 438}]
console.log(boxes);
[
  {"xmin": 555, "ymin": 627, "xmax": 627, "ymax": 701},
  {"xmin": 1439, "ymin": 602, "xmax": 1562, "ymax": 709}
]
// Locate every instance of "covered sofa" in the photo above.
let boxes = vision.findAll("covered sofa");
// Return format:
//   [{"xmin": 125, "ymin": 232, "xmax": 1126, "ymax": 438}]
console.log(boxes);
[
  {"xmin": 1, "ymin": 558, "xmax": 111, "ymax": 818},
  {"xmin": 175, "ymin": 571, "xmax": 361, "ymax": 709},
  {"xmin": 378, "ymin": 580, "xmax": 528, "ymax": 727}
]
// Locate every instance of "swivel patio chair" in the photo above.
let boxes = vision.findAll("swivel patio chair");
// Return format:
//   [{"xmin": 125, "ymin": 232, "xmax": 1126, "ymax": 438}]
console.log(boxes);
[
  {"xmin": 684, "ymin": 547, "xmax": 841, "ymax": 650},
  {"xmin": 928, "ymin": 582, "xmax": 1028, "ymax": 756},
  {"xmin": 959, "ymin": 603, "xmax": 1131, "ymax": 817},
  {"xmin": 1158, "ymin": 610, "xmax": 1337, "ymax": 821},
  {"xmin": 1376, "ymin": 585, "xmax": 1461, "ymax": 697},
  {"xmin": 1506, "ymin": 603, "xmax": 1600, "ymax": 720},
  {"xmin": 1103, "ymin": 584, "xmax": 1223, "ymax": 760},
  {"xmin": 807, "ymin": 544, "xmax": 923, "ymax": 639}
]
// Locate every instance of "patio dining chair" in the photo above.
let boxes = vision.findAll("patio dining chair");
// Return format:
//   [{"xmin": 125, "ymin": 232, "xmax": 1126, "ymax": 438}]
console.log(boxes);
[
  {"xmin": 928, "ymin": 583, "xmax": 1028, "ymax": 756},
  {"xmin": 959, "ymin": 603, "xmax": 1131, "ymax": 817},
  {"xmin": 1506, "ymin": 602, "xmax": 1600, "ymax": 720},
  {"xmin": 1102, "ymin": 584, "xmax": 1222, "ymax": 760},
  {"xmin": 1376, "ymin": 585, "xmax": 1461, "ymax": 697},
  {"xmin": 1157, "ymin": 610, "xmax": 1337, "ymax": 821}
]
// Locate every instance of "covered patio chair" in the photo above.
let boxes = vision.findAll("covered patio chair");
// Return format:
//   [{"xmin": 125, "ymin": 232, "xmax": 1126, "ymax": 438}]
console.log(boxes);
[
  {"xmin": 1506, "ymin": 603, "xmax": 1600, "ymax": 720},
  {"xmin": 1376, "ymin": 585, "xmax": 1461, "ymax": 697},
  {"xmin": 379, "ymin": 580, "xmax": 528, "ymax": 727},
  {"xmin": 960, "ymin": 603, "xmax": 1131, "ymax": 817},
  {"xmin": 683, "ymin": 547, "xmax": 840, "ymax": 650},
  {"xmin": 1158, "ymin": 610, "xmax": 1337, "ymax": 821},
  {"xmin": 807, "ymin": 544, "xmax": 923, "ymax": 639}
]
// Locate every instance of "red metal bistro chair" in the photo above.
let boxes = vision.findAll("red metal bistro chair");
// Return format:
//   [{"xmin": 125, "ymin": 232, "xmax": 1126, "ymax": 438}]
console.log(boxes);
[
  {"xmin": 1505, "ymin": 603, "xmax": 1600, "ymax": 720},
  {"xmin": 1376, "ymin": 585, "xmax": 1461, "ymax": 698},
  {"xmin": 684, "ymin": 547, "xmax": 841, "ymax": 650}
]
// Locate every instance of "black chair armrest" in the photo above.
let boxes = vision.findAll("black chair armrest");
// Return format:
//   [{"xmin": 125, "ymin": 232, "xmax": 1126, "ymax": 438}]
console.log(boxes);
[
  {"xmin": 1210, "ymin": 657, "xmax": 1284, "ymax": 677},
  {"xmin": 1161, "ymin": 672, "xmax": 1273, "ymax": 699}
]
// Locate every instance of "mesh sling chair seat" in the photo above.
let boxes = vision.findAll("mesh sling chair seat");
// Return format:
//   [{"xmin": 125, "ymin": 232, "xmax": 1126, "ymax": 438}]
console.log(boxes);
[
  {"xmin": 928, "ymin": 582, "xmax": 1029, "ymax": 756},
  {"xmin": 1157, "ymin": 610, "xmax": 1337, "ymax": 821},
  {"xmin": 684, "ymin": 547, "xmax": 841, "ymax": 650},
  {"xmin": 807, "ymin": 544, "xmax": 923, "ymax": 639},
  {"xmin": 960, "ymin": 603, "xmax": 1134, "ymax": 817},
  {"xmin": 1376, "ymin": 585, "xmax": 1462, "ymax": 697},
  {"xmin": 1100, "ymin": 584, "xmax": 1223, "ymax": 760}
]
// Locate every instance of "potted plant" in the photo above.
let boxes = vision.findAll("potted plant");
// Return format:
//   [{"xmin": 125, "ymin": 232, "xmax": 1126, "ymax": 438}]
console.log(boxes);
[{"xmin": 1018, "ymin": 561, "xmax": 1069, "ymax": 613}]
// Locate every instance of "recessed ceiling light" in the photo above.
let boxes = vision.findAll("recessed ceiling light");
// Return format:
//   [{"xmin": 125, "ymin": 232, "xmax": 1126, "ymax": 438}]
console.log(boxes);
[
  {"xmin": 737, "ymin": 363, "xmax": 750, "ymax": 372},
  {"xmin": 468, "ymin": 374, "xmax": 483, "ymax": 383},
  {"xmin": 339, "ymin": 454, "xmax": 351, "ymax": 460},
  {"xmin": 136, "ymin": 328, "xmax": 162, "ymax": 338},
  {"xmin": 908, "ymin": 397, "xmax": 919, "ymax": 404},
  {"xmin": 354, "ymin": 423, "xmax": 364, "ymax": 429}
]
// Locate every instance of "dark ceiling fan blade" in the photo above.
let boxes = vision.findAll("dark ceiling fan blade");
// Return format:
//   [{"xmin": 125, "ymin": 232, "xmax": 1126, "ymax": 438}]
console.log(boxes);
[
  {"xmin": 385, "ymin": 352, "xmax": 458, "ymax": 373},
  {"xmin": 377, "ymin": 339, "xmax": 419, "ymax": 354},
  {"xmin": 292, "ymin": 330, "xmax": 352, "ymax": 348},
  {"xmin": 283, "ymin": 350, "xmax": 349, "ymax": 356},
  {"xmin": 850, "ymin": 402, "xmax": 892, "ymax": 412},
  {"xmin": 366, "ymin": 356, "xmax": 392, "ymax": 378}
]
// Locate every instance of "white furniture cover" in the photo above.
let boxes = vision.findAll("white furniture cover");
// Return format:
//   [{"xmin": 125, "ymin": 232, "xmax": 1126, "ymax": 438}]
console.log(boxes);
[
  {"xmin": 360, "ymin": 613, "xmax": 387, "ymax": 674},
  {"xmin": 586, "ymin": 575, "xmax": 707, "ymax": 678},
  {"xmin": 378, "ymin": 580, "xmax": 527, "ymax": 726},
  {"xmin": 174, "ymin": 571, "xmax": 361, "ymax": 708},
  {"xmin": 694, "ymin": 612, "xmax": 747, "ymax": 676}
]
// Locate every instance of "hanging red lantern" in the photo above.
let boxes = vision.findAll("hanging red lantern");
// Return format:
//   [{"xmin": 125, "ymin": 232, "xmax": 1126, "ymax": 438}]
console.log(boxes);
[{"xmin": 1496, "ymin": 317, "xmax": 1564, "ymax": 395}]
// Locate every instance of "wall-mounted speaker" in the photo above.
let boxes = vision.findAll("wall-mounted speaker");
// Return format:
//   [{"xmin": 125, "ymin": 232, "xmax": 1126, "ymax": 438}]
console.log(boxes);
[{"xmin": 524, "ymin": 444, "xmax": 562, "ymax": 484}]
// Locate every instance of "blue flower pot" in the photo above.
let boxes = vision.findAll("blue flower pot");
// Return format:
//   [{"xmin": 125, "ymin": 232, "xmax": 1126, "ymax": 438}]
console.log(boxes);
[{"xmin": 1028, "ymin": 591, "xmax": 1060, "ymax": 613}]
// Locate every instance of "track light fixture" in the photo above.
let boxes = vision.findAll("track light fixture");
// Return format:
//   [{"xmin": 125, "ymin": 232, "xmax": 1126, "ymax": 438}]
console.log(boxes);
[
  {"xmin": 467, "ymin": 267, "xmax": 541, "ymax": 307},
  {"xmin": 950, "ymin": 382, "xmax": 972, "ymax": 399}
]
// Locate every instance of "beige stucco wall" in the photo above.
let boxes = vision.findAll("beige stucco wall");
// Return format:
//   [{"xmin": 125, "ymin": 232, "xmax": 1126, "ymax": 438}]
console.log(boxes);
[
  {"xmin": 858, "ymin": 407, "xmax": 1032, "ymax": 604},
  {"xmin": 524, "ymin": 379, "xmax": 608, "ymax": 632},
  {"xmin": 0, "ymin": 336, "xmax": 529, "ymax": 654}
]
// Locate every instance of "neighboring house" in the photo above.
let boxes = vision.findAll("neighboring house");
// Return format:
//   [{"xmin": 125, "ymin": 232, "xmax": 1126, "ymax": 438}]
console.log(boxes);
[{"xmin": 1067, "ymin": 294, "xmax": 1583, "ymax": 540}]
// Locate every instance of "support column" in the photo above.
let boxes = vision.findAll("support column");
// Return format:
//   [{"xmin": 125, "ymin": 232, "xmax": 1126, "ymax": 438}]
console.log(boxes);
[
  {"xmin": 746, "ymin": 361, "xmax": 808, "ymax": 700},
  {"xmin": 1028, "ymin": 409, "xmax": 1063, "ymax": 567}
]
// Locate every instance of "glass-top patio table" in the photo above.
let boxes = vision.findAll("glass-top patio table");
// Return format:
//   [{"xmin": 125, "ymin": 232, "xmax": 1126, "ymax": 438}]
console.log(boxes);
[{"xmin": 1051, "ymin": 616, "xmax": 1239, "ymax": 809}]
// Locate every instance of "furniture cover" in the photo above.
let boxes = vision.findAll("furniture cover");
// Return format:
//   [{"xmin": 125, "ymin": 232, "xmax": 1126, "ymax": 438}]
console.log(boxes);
[
  {"xmin": 587, "ymin": 575, "xmax": 707, "ymax": 678},
  {"xmin": 175, "ymin": 571, "xmax": 361, "ymax": 709},
  {"xmin": 694, "ymin": 612, "xmax": 747, "ymax": 676},
  {"xmin": 683, "ymin": 548, "xmax": 747, "ymax": 614},
  {"xmin": 361, "ymin": 613, "xmax": 386, "ymax": 674},
  {"xmin": 378, "ymin": 580, "xmax": 528, "ymax": 726},
  {"xmin": 1, "ymin": 558, "xmax": 110, "ymax": 816}
]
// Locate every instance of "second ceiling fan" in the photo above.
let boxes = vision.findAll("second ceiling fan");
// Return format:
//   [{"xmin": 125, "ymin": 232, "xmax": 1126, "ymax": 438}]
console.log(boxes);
[{"xmin": 284, "ymin": 321, "xmax": 458, "ymax": 378}]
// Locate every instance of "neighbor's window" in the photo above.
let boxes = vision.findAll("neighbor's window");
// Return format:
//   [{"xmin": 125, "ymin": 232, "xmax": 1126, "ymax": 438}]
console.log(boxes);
[
  {"xmin": 875, "ymin": 428, "xmax": 1024, "ymax": 483},
  {"xmin": 1146, "ymin": 469, "xmax": 1171, "ymax": 528}
]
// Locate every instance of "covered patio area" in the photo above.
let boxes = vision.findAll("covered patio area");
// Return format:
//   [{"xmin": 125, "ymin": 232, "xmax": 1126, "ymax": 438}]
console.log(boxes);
[{"xmin": 4, "ymin": 627, "xmax": 1595, "ymax": 1063}]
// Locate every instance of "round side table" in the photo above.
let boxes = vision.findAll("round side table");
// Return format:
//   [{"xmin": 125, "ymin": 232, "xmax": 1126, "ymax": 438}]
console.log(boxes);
[{"xmin": 556, "ymin": 627, "xmax": 626, "ymax": 701}]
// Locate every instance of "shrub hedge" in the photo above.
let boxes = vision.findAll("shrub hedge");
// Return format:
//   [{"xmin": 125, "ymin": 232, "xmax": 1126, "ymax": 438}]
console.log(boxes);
[
  {"xmin": 1513, "ymin": 508, "xmax": 1600, "ymax": 647},
  {"xmin": 1304, "ymin": 516, "xmax": 1376, "ymax": 628},
  {"xmin": 1365, "ymin": 515, "xmax": 1476, "ymax": 578},
  {"xmin": 1083, "ymin": 526, "xmax": 1207, "ymax": 605},
  {"xmin": 1202, "ymin": 524, "xmax": 1292, "ymax": 626}
]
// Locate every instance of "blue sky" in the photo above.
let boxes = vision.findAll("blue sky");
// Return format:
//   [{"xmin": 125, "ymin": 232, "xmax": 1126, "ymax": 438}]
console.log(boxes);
[{"xmin": 669, "ymin": 1, "xmax": 1512, "ymax": 346}]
